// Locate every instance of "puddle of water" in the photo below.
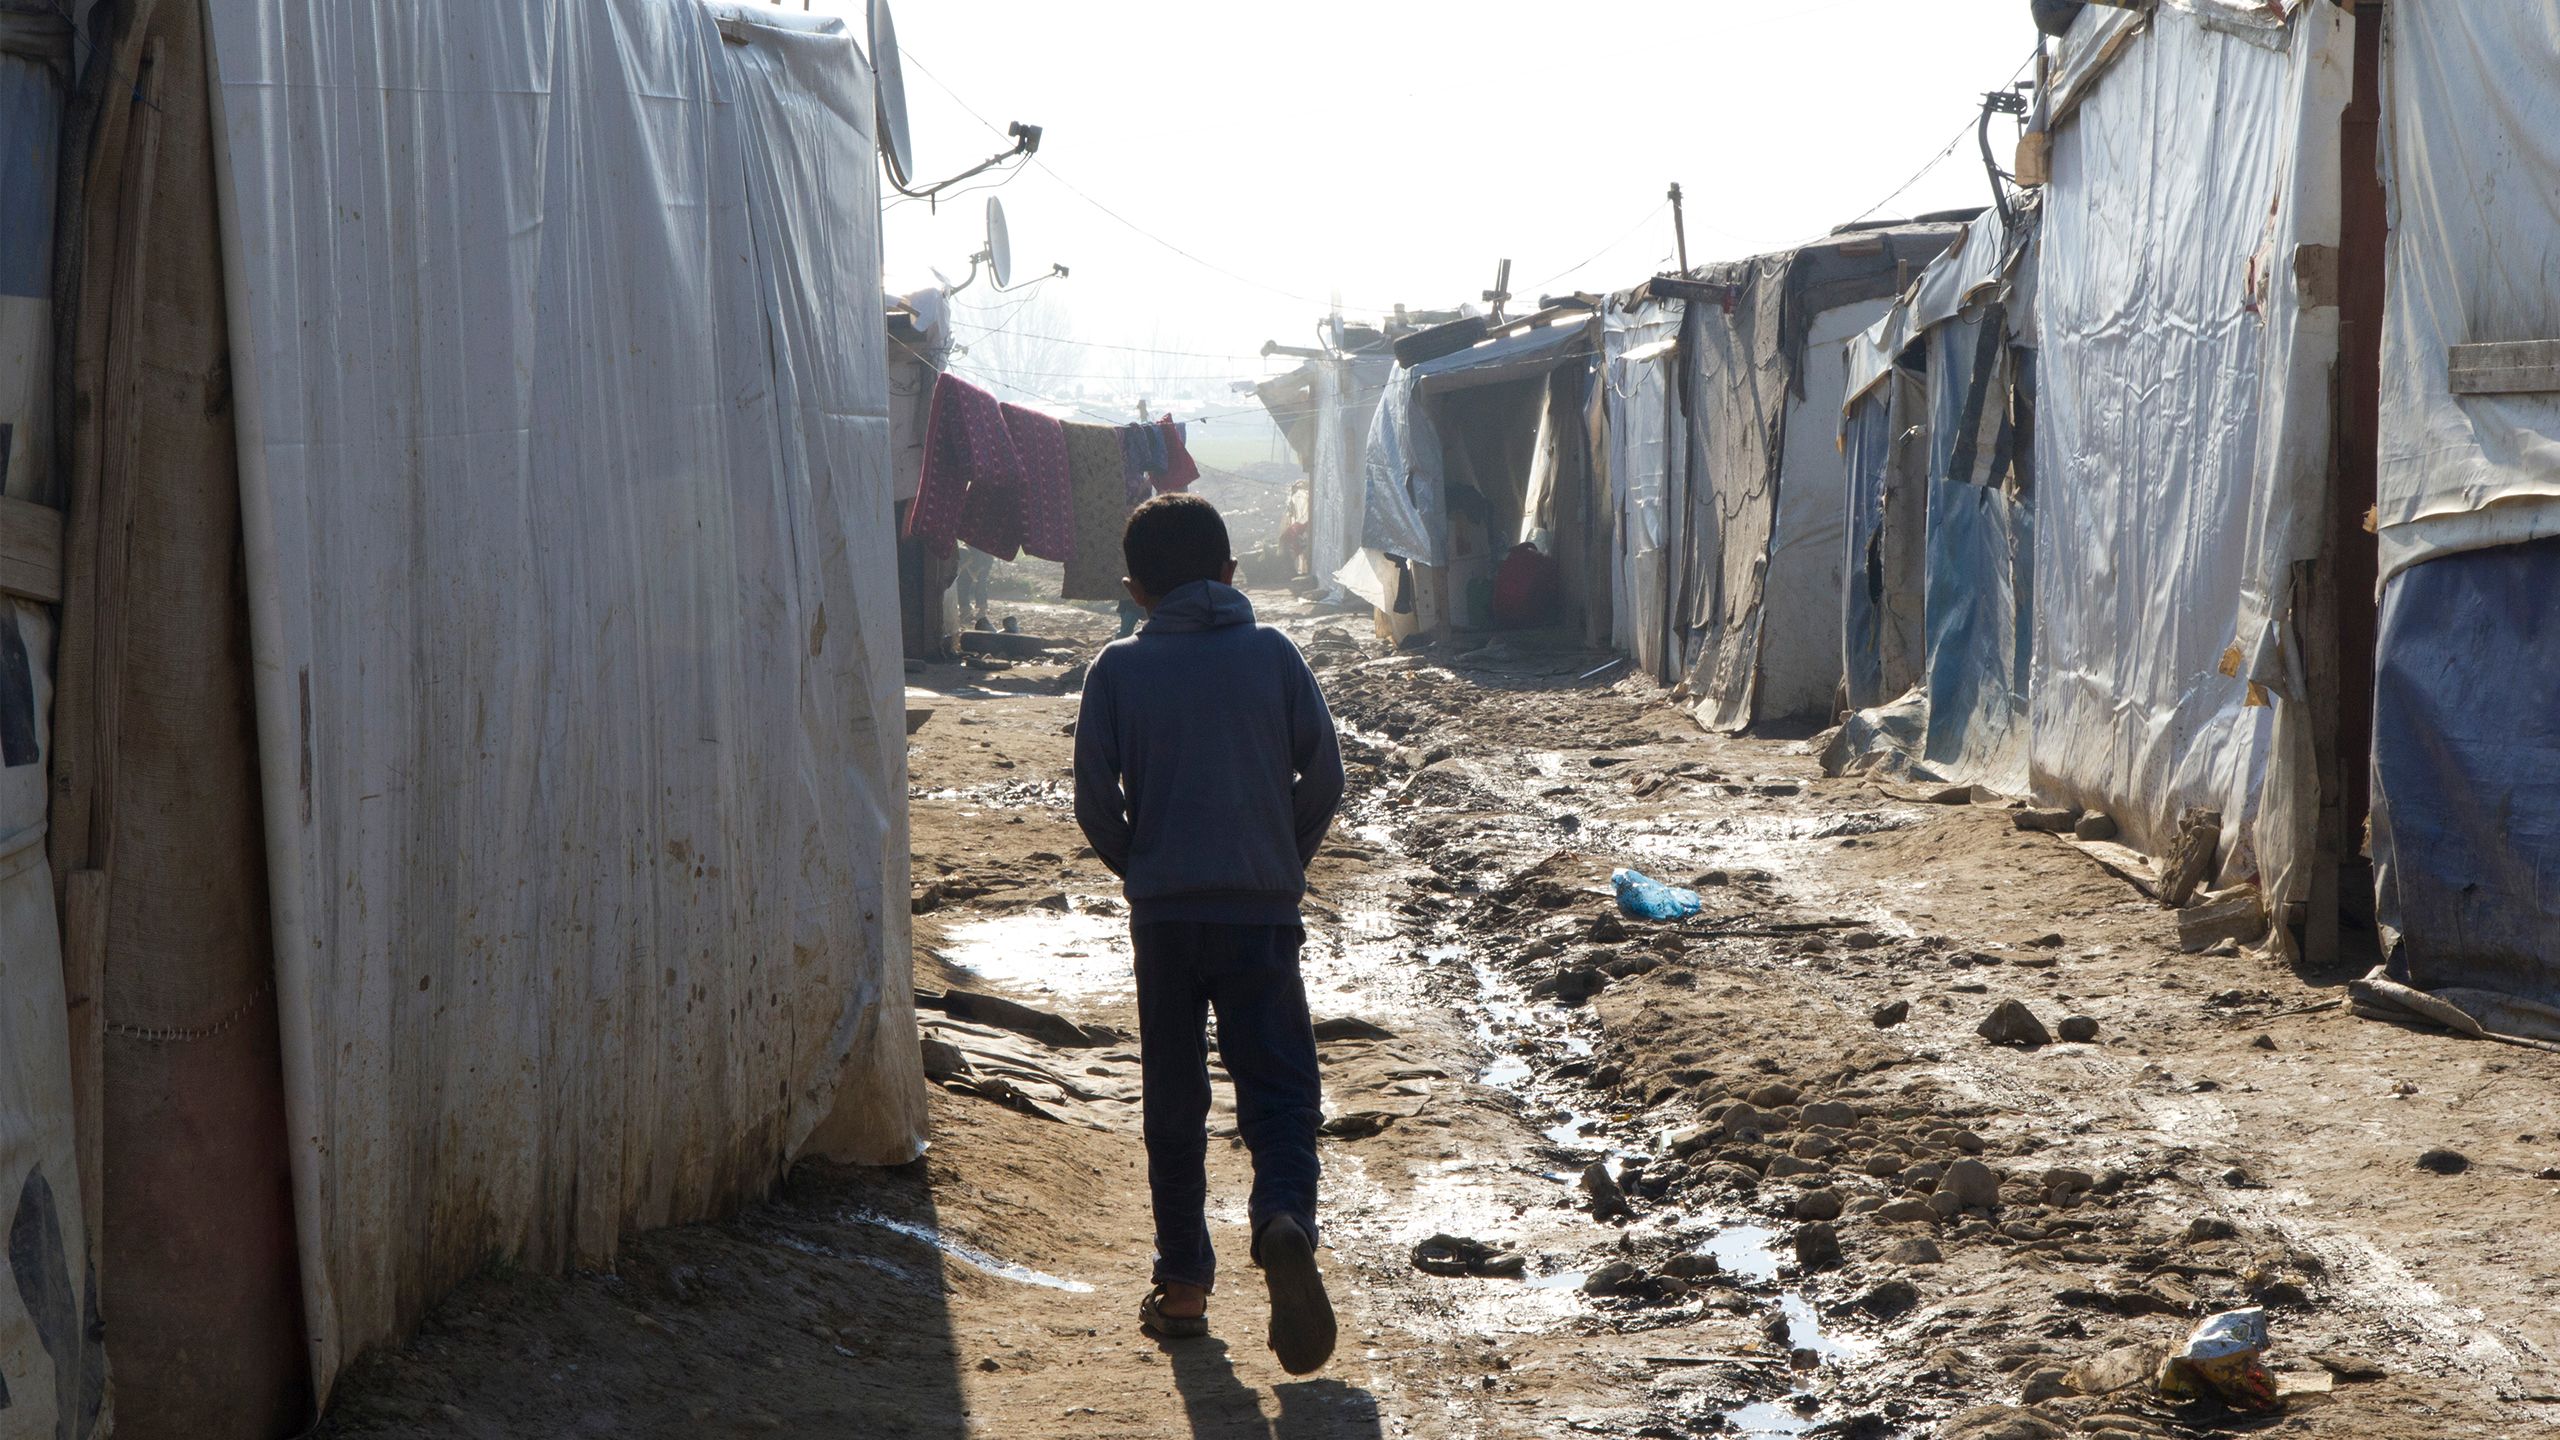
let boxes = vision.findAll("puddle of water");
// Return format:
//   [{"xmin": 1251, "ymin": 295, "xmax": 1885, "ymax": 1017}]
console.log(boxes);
[
  {"xmin": 1778, "ymin": 1293, "xmax": 1867, "ymax": 1362},
  {"xmin": 841, "ymin": 1210, "xmax": 1094, "ymax": 1293},
  {"xmin": 938, "ymin": 910, "xmax": 1130, "ymax": 1000},
  {"xmin": 1726, "ymin": 1399, "xmax": 1816, "ymax": 1436},
  {"xmin": 1706, "ymin": 1224, "xmax": 1781, "ymax": 1284},
  {"xmin": 1522, "ymin": 1270, "xmax": 1587, "ymax": 1291}
]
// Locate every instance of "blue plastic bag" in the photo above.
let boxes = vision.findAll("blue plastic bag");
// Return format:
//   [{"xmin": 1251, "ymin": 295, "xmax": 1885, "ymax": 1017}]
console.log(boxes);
[{"xmin": 1612, "ymin": 867, "xmax": 1701, "ymax": 921}]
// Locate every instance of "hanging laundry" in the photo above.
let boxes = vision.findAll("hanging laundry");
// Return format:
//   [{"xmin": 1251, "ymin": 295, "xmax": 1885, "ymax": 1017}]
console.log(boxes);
[
  {"xmin": 1062, "ymin": 422, "xmax": 1129, "ymax": 601},
  {"xmin": 907, "ymin": 372, "xmax": 1020, "ymax": 558},
  {"xmin": 1121, "ymin": 423, "xmax": 1168, "ymax": 508},
  {"xmin": 1000, "ymin": 402, "xmax": 1077, "ymax": 563},
  {"xmin": 1153, "ymin": 415, "xmax": 1200, "ymax": 494}
]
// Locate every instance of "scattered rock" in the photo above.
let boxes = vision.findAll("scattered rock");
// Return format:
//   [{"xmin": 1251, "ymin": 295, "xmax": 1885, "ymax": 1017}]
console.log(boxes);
[
  {"xmin": 1719, "ymin": 1103, "xmax": 1776, "ymax": 1140},
  {"xmin": 1747, "ymin": 1082, "xmax": 1803, "ymax": 1108},
  {"xmin": 1667, "ymin": 1126, "xmax": 1717, "ymax": 1159},
  {"xmin": 2185, "ymin": 1217, "xmax": 2237, "ymax": 1243},
  {"xmin": 1663, "ymin": 1252, "xmax": 1721, "ymax": 1280},
  {"xmin": 1844, "ymin": 930, "xmax": 1883, "ymax": 950},
  {"xmin": 1321, "ymin": 1110, "xmax": 1401, "ymax": 1139},
  {"xmin": 2056, "ymin": 1015, "xmax": 2099, "ymax": 1043},
  {"xmin": 2029, "ymin": 933, "xmax": 2066, "ymax": 948},
  {"xmin": 2040, "ymin": 1167, "xmax": 2094, "ymax": 1196},
  {"xmin": 2310, "ymin": 1351, "xmax": 2388, "ymax": 1382},
  {"xmin": 918, "ymin": 1036, "xmax": 973, "ymax": 1082},
  {"xmin": 1977, "ymin": 1000, "xmax": 2053, "ymax": 1048},
  {"xmin": 2254, "ymin": 1279, "xmax": 2311, "ymax": 1307},
  {"xmin": 1589, "ymin": 912, "xmax": 1629, "ymax": 943},
  {"xmin": 2416, "ymin": 1147, "xmax": 2469, "ymax": 1175},
  {"xmin": 1940, "ymin": 1159, "xmax": 2002, "ymax": 1210},
  {"xmin": 1883, "ymin": 1237, "xmax": 1943, "ymax": 1265},
  {"xmin": 1695, "ymin": 869, "xmax": 1732, "ymax": 887},
  {"xmin": 1876, "ymin": 1198, "xmax": 1939, "ymax": 1225},
  {"xmin": 1864, "ymin": 1152, "xmax": 1906, "ymax": 1178},
  {"xmin": 2012, "ymin": 808, "xmax": 2076, "ymax": 834},
  {"xmin": 2072, "ymin": 813, "xmax": 2118, "ymax": 842},
  {"xmin": 1801, "ymin": 1101, "xmax": 1858, "ymax": 1128},
  {"xmin": 1859, "ymin": 1278, "xmax": 1921, "ymax": 1317},
  {"xmin": 1032, "ymin": 892, "xmax": 1074, "ymax": 912},
  {"xmin": 1791, "ymin": 1135, "xmax": 1839, "ymax": 1161},
  {"xmin": 1583, "ymin": 1162, "xmax": 1635, "ymax": 1221},
  {"xmin": 1764, "ymin": 1154, "xmax": 1827, "ymax": 1180},
  {"xmin": 2018, "ymin": 1366, "xmax": 2072, "ymax": 1403},
  {"xmin": 2063, "ymin": 1344, "xmax": 2165, "ymax": 1397},
  {"xmin": 1932, "ymin": 1405, "xmax": 2064, "ymax": 1440},
  {"xmin": 1872, "ymin": 999, "xmax": 1912, "ymax": 1028},
  {"xmin": 1794, "ymin": 1221, "xmax": 1844, "ymax": 1270},
  {"xmin": 1581, "ymin": 1260, "xmax": 1644, "ymax": 1296},
  {"xmin": 1312, "ymin": 1015, "xmax": 1397, "ymax": 1042},
  {"xmin": 1793, "ymin": 1189, "xmax": 1846, "ymax": 1222}
]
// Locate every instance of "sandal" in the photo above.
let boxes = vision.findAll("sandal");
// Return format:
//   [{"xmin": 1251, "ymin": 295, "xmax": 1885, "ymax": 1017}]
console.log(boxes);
[
  {"xmin": 1259, "ymin": 1214, "xmax": 1337, "ymax": 1375},
  {"xmin": 1139, "ymin": 1284, "xmax": 1209, "ymax": 1340}
]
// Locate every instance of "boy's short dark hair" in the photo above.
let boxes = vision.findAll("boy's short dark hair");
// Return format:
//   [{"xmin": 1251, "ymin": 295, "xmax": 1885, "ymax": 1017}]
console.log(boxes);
[{"xmin": 1123, "ymin": 493, "xmax": 1232, "ymax": 599}]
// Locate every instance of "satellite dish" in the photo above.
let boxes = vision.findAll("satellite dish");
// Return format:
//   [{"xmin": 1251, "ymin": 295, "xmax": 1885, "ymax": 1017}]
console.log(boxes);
[
  {"xmin": 869, "ymin": 0, "xmax": 914, "ymax": 190},
  {"xmin": 985, "ymin": 198, "xmax": 1013, "ymax": 290}
]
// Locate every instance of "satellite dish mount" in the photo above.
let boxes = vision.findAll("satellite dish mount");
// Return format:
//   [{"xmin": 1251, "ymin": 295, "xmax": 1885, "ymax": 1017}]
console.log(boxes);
[
  {"xmin": 869, "ymin": 0, "xmax": 1043, "ymax": 204},
  {"xmin": 946, "ymin": 197, "xmax": 1068, "ymax": 296}
]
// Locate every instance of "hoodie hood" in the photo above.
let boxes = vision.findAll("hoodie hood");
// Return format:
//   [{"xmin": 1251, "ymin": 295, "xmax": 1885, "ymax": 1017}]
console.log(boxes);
[{"xmin": 1142, "ymin": 580, "xmax": 1257, "ymax": 634}]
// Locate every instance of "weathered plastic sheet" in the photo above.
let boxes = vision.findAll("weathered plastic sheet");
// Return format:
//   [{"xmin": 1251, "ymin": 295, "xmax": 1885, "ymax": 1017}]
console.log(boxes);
[
  {"xmin": 1355, "ymin": 363, "xmax": 1443, "ymax": 567},
  {"xmin": 1760, "ymin": 296, "xmax": 1894, "ymax": 723},
  {"xmin": 2030, "ymin": 0, "xmax": 2347, "ymax": 868},
  {"xmin": 203, "ymin": 0, "xmax": 925, "ymax": 1398},
  {"xmin": 2370, "ymin": 538, "xmax": 2560, "ymax": 1017},
  {"xmin": 1602, "ymin": 301, "xmax": 1683, "ymax": 682},
  {"xmin": 1842, "ymin": 367, "xmax": 1927, "ymax": 715},
  {"xmin": 2366, "ymin": 3, "xmax": 2560, "ymax": 1024},
  {"xmin": 2374, "ymin": 3, "xmax": 2560, "ymax": 579},
  {"xmin": 2, "ymin": 17, "xmax": 105, "ymax": 1437},
  {"xmin": 1922, "ymin": 312, "xmax": 2034, "ymax": 793},
  {"xmin": 1311, "ymin": 356, "xmax": 1391, "ymax": 598},
  {"xmin": 1678, "ymin": 258, "xmax": 1792, "ymax": 732}
]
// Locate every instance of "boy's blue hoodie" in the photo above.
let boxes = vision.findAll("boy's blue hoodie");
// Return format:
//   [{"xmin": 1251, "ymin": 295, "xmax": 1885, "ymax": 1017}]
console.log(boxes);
[{"xmin": 1072, "ymin": 581, "xmax": 1344, "ymax": 926}]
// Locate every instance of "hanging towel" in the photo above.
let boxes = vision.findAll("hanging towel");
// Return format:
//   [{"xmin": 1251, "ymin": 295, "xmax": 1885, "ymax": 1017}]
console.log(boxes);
[
  {"xmin": 908, "ymin": 373, "xmax": 1020, "ymax": 557},
  {"xmin": 1000, "ymin": 403, "xmax": 1077, "ymax": 563},
  {"xmin": 1154, "ymin": 415, "xmax": 1200, "ymax": 494},
  {"xmin": 1063, "ymin": 422, "xmax": 1130, "ymax": 601}
]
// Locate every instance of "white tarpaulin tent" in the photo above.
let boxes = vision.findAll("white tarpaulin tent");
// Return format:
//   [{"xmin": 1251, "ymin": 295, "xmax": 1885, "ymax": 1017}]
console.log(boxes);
[
  {"xmin": 2031, "ymin": 0, "xmax": 2351, "ymax": 900},
  {"xmin": 1602, "ymin": 300, "xmax": 1684, "ymax": 683},
  {"xmin": 189, "ymin": 0, "xmax": 926, "ymax": 1402}
]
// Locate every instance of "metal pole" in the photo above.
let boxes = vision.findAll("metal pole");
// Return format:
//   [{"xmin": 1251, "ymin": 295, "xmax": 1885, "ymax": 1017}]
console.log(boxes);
[{"xmin": 1668, "ymin": 182, "xmax": 1689, "ymax": 276}]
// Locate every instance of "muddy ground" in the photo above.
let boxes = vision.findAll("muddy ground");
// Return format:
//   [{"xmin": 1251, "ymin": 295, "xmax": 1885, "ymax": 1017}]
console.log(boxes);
[{"xmin": 322, "ymin": 588, "xmax": 2560, "ymax": 1439}]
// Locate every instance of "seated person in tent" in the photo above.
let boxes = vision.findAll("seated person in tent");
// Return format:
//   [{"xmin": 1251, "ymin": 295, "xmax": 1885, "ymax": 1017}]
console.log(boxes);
[{"xmin": 1072, "ymin": 494, "xmax": 1346, "ymax": 1374}]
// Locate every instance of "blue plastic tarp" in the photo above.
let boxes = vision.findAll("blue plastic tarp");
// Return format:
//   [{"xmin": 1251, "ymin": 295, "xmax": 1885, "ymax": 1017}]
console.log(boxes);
[{"xmin": 1920, "ymin": 315, "xmax": 2033, "ymax": 791}]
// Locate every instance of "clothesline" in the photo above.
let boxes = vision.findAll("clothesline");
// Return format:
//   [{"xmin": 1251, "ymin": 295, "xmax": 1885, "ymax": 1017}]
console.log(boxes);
[{"xmin": 905, "ymin": 371, "xmax": 1200, "ymax": 602}]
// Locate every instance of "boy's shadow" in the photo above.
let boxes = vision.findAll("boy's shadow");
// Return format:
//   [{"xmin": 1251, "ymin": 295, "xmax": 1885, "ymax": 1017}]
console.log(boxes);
[{"xmin": 1158, "ymin": 1336, "xmax": 1384, "ymax": 1440}]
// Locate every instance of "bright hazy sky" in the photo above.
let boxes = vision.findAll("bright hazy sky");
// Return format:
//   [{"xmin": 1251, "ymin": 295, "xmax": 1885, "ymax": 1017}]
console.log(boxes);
[{"xmin": 861, "ymin": 0, "xmax": 2039, "ymax": 417}]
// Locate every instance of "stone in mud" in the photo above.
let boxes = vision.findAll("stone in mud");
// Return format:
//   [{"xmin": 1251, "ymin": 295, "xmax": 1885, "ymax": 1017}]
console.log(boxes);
[
  {"xmin": 1695, "ymin": 1162, "xmax": 1761, "ymax": 1193},
  {"xmin": 1589, "ymin": 912, "xmax": 1629, "ymax": 942},
  {"xmin": 1663, "ymin": 1251, "xmax": 1721, "ymax": 1280},
  {"xmin": 1747, "ymin": 1082, "xmax": 1803, "ymax": 1108},
  {"xmin": 1695, "ymin": 869, "xmax": 1732, "ymax": 887},
  {"xmin": 1517, "ymin": 937, "xmax": 1562, "ymax": 962},
  {"xmin": 1977, "ymin": 999, "xmax": 2053, "ymax": 1048},
  {"xmin": 2056, "ymin": 1015, "xmax": 2099, "ymax": 1043},
  {"xmin": 2012, "ymin": 808, "xmax": 2076, "ymax": 834},
  {"xmin": 1719, "ymin": 1103, "xmax": 1776, "ymax": 1140},
  {"xmin": 1764, "ymin": 1154, "xmax": 1827, "ymax": 1180},
  {"xmin": 2040, "ymin": 1167, "xmax": 2094, "ymax": 1196},
  {"xmin": 1876, "ymin": 1198, "xmax": 1938, "ymax": 1225},
  {"xmin": 2071, "ymin": 812, "xmax": 2119, "ymax": 842},
  {"xmin": 1859, "ymin": 1278, "xmax": 1920, "ymax": 1317},
  {"xmin": 1666, "ymin": 1125, "xmax": 1716, "ymax": 1159},
  {"xmin": 1793, "ymin": 1189, "xmax": 1846, "ymax": 1222},
  {"xmin": 1884, "ymin": 1236, "xmax": 1944, "ymax": 1265},
  {"xmin": 2416, "ymin": 1147, "xmax": 2470, "ymax": 1175},
  {"xmin": 1791, "ymin": 1134, "xmax": 1840, "ymax": 1161},
  {"xmin": 1941, "ymin": 1158, "xmax": 2002, "ymax": 1210},
  {"xmin": 1715, "ymin": 1146, "xmax": 1772, "ymax": 1174},
  {"xmin": 2185, "ymin": 1216, "xmax": 2238, "ymax": 1243},
  {"xmin": 1583, "ymin": 1162, "xmax": 1635, "ymax": 1222},
  {"xmin": 1932, "ymin": 1404, "xmax": 2065, "ymax": 1440},
  {"xmin": 1844, "ymin": 929, "xmax": 1883, "ymax": 950},
  {"xmin": 1794, "ymin": 1221, "xmax": 1844, "ymax": 1270},
  {"xmin": 1903, "ymin": 1161, "xmax": 1946, "ymax": 1190},
  {"xmin": 1801, "ymin": 1101, "xmax": 1859, "ymax": 1129},
  {"xmin": 1599, "ymin": 952, "xmax": 1660, "ymax": 979},
  {"xmin": 1581, "ymin": 1260, "xmax": 1644, "ymax": 1296},
  {"xmin": 2018, "ymin": 1367, "xmax": 2072, "ymax": 1403},
  {"xmin": 1926, "ymin": 1190, "xmax": 1964, "ymax": 1219},
  {"xmin": 1865, "ymin": 1152, "xmax": 1906, "ymax": 1178},
  {"xmin": 1311, "ymin": 1015, "xmax": 1397, "ymax": 1042},
  {"xmin": 1872, "ymin": 998, "xmax": 1912, "ymax": 1028}
]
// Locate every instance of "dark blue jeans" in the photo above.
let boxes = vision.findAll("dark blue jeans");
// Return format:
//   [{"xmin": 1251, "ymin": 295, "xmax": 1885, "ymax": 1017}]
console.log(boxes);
[{"xmin": 1133, "ymin": 921, "xmax": 1322, "ymax": 1291}]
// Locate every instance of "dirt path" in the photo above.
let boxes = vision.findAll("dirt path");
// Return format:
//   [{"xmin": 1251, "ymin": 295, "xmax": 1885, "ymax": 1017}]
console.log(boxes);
[{"xmin": 321, "ymin": 592, "xmax": 2560, "ymax": 1440}]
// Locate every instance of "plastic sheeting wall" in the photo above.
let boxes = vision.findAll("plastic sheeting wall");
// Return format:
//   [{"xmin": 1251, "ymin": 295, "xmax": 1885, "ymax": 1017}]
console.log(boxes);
[
  {"xmin": 1762, "ymin": 297, "xmax": 1893, "ymax": 723},
  {"xmin": 1842, "ymin": 368, "xmax": 1926, "ymax": 715},
  {"xmin": 1923, "ymin": 314, "xmax": 2035, "ymax": 793},
  {"xmin": 201, "ymin": 0, "xmax": 927, "ymax": 1397},
  {"xmin": 1603, "ymin": 302, "xmax": 1683, "ymax": 683},
  {"xmin": 1311, "ymin": 356, "xmax": 1390, "ymax": 598},
  {"xmin": 1679, "ymin": 259, "xmax": 1793, "ymax": 732},
  {"xmin": 2031, "ymin": 1, "xmax": 2349, "ymax": 870},
  {"xmin": 2, "ymin": 12, "xmax": 105, "ymax": 1434},
  {"xmin": 2369, "ymin": 4, "xmax": 2560, "ymax": 1015}
]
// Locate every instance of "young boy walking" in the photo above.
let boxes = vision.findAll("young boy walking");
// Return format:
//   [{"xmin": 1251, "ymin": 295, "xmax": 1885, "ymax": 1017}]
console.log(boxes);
[{"xmin": 1072, "ymin": 494, "xmax": 1346, "ymax": 1375}]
